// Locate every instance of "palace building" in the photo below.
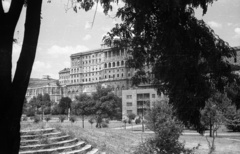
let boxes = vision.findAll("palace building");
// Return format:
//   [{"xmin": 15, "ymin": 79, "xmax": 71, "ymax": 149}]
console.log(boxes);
[{"xmin": 59, "ymin": 47, "xmax": 135, "ymax": 100}]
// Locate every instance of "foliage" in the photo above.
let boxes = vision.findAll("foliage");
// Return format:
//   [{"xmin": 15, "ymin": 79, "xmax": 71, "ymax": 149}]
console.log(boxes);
[
  {"xmin": 59, "ymin": 115, "xmax": 66, "ymax": 123},
  {"xmin": 101, "ymin": 122, "xmax": 109, "ymax": 128},
  {"xmin": 51, "ymin": 103, "xmax": 61, "ymax": 115},
  {"xmin": 92, "ymin": 85, "xmax": 122, "ymax": 120},
  {"xmin": 127, "ymin": 113, "xmax": 136, "ymax": 121},
  {"xmin": 88, "ymin": 118, "xmax": 95, "ymax": 128},
  {"xmin": 58, "ymin": 97, "xmax": 72, "ymax": 114},
  {"xmin": 44, "ymin": 115, "xmax": 51, "ymax": 122},
  {"xmin": 69, "ymin": 116, "xmax": 77, "ymax": 123},
  {"xmin": 33, "ymin": 116, "xmax": 40, "ymax": 123},
  {"xmin": 225, "ymin": 105, "xmax": 240, "ymax": 132},
  {"xmin": 103, "ymin": 0, "xmax": 236, "ymax": 131},
  {"xmin": 135, "ymin": 117, "xmax": 141, "ymax": 124},
  {"xmin": 134, "ymin": 101, "xmax": 193, "ymax": 154},
  {"xmin": 25, "ymin": 107, "xmax": 35, "ymax": 117}
]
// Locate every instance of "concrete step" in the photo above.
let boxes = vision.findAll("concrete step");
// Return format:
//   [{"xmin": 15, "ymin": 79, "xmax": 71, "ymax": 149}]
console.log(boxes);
[
  {"xmin": 21, "ymin": 135, "xmax": 70, "ymax": 146},
  {"xmin": 86, "ymin": 148, "xmax": 99, "ymax": 154},
  {"xmin": 21, "ymin": 128, "xmax": 55, "ymax": 135},
  {"xmin": 20, "ymin": 138, "xmax": 78, "ymax": 151},
  {"xmin": 21, "ymin": 131, "xmax": 62, "ymax": 140},
  {"xmin": 19, "ymin": 141, "xmax": 85, "ymax": 154},
  {"xmin": 59, "ymin": 144, "xmax": 92, "ymax": 154}
]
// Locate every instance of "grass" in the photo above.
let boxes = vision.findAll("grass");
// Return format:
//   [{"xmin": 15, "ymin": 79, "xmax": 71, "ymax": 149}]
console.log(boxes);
[{"xmin": 21, "ymin": 119, "xmax": 240, "ymax": 154}]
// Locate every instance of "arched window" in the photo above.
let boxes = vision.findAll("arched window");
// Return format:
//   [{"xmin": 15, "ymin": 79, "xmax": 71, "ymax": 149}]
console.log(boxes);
[
  {"xmin": 121, "ymin": 61, "xmax": 124, "ymax": 66},
  {"xmin": 105, "ymin": 63, "xmax": 107, "ymax": 68},
  {"xmin": 108, "ymin": 63, "xmax": 111, "ymax": 68},
  {"xmin": 113, "ymin": 62, "xmax": 115, "ymax": 67},
  {"xmin": 117, "ymin": 61, "xmax": 120, "ymax": 66}
]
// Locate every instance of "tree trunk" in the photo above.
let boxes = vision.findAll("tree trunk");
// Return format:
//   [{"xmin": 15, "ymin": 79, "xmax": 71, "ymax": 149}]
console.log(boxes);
[
  {"xmin": 0, "ymin": 0, "xmax": 43, "ymax": 153},
  {"xmin": 209, "ymin": 118, "xmax": 212, "ymax": 137}
]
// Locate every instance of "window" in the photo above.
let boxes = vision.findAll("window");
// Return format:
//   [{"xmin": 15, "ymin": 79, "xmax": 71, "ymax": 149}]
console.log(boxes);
[
  {"xmin": 127, "ymin": 102, "xmax": 132, "ymax": 106},
  {"xmin": 126, "ymin": 95, "xmax": 132, "ymax": 99},
  {"xmin": 152, "ymin": 94, "xmax": 156, "ymax": 98},
  {"xmin": 127, "ymin": 110, "xmax": 132, "ymax": 114}
]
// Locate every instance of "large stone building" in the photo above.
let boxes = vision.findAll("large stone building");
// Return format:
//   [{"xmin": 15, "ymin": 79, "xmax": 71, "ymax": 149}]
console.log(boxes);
[{"xmin": 59, "ymin": 47, "xmax": 135, "ymax": 100}]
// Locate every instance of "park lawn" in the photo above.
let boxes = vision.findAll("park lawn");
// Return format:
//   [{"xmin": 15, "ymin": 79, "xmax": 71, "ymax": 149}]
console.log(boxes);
[
  {"xmin": 180, "ymin": 135, "xmax": 240, "ymax": 154},
  {"xmin": 21, "ymin": 121, "xmax": 240, "ymax": 154}
]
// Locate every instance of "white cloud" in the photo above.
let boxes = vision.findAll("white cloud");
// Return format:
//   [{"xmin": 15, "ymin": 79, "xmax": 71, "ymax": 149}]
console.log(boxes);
[
  {"xmin": 227, "ymin": 23, "xmax": 233, "ymax": 26},
  {"xmin": 207, "ymin": 21, "xmax": 222, "ymax": 29},
  {"xmin": 2, "ymin": 0, "xmax": 11, "ymax": 13},
  {"xmin": 33, "ymin": 61, "xmax": 52, "ymax": 70},
  {"xmin": 82, "ymin": 34, "xmax": 92, "ymax": 41},
  {"xmin": 234, "ymin": 27, "xmax": 240, "ymax": 38},
  {"xmin": 85, "ymin": 21, "xmax": 92, "ymax": 29},
  {"xmin": 47, "ymin": 45, "xmax": 89, "ymax": 57}
]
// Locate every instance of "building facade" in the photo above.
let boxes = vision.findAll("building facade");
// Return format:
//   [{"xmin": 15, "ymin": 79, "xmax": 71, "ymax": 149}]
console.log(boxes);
[
  {"xmin": 122, "ymin": 88, "xmax": 166, "ymax": 118},
  {"xmin": 26, "ymin": 77, "xmax": 63, "ymax": 102},
  {"xmin": 60, "ymin": 47, "xmax": 135, "ymax": 100}
]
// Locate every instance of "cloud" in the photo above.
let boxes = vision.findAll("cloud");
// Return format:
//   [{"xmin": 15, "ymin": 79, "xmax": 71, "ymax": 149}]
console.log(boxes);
[
  {"xmin": 207, "ymin": 21, "xmax": 222, "ymax": 29},
  {"xmin": 47, "ymin": 45, "xmax": 89, "ymax": 57},
  {"xmin": 82, "ymin": 34, "xmax": 92, "ymax": 41},
  {"xmin": 234, "ymin": 27, "xmax": 240, "ymax": 38},
  {"xmin": 33, "ymin": 61, "xmax": 52, "ymax": 70},
  {"xmin": 85, "ymin": 21, "xmax": 92, "ymax": 29},
  {"xmin": 227, "ymin": 23, "xmax": 233, "ymax": 26}
]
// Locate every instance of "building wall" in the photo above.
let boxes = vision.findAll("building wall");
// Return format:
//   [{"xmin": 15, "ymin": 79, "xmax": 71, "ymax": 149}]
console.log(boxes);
[
  {"xmin": 122, "ymin": 88, "xmax": 165, "ymax": 119},
  {"xmin": 26, "ymin": 85, "xmax": 63, "ymax": 103},
  {"xmin": 62, "ymin": 47, "xmax": 134, "ymax": 99}
]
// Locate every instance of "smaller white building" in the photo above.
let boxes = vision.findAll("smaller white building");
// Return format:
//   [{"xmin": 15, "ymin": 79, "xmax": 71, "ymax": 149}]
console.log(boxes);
[{"xmin": 122, "ymin": 88, "xmax": 166, "ymax": 118}]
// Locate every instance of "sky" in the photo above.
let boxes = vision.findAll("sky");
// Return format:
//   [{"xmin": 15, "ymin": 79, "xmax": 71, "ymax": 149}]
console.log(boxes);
[{"xmin": 2, "ymin": 0, "xmax": 240, "ymax": 79}]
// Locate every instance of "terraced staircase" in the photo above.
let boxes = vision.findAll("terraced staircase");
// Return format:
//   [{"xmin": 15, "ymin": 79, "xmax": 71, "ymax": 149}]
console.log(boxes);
[{"xmin": 20, "ymin": 127, "xmax": 100, "ymax": 154}]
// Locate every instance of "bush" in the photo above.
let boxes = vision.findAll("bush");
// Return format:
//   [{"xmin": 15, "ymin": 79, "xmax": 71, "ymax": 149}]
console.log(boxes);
[
  {"xmin": 44, "ymin": 107, "xmax": 51, "ymax": 115},
  {"xmin": 51, "ymin": 105, "xmax": 60, "ymax": 115},
  {"xmin": 134, "ymin": 101, "xmax": 193, "ymax": 154},
  {"xmin": 22, "ymin": 116, "xmax": 28, "ymax": 121},
  {"xmin": 225, "ymin": 106, "xmax": 240, "ymax": 132},
  {"xmin": 135, "ymin": 117, "xmax": 141, "ymax": 124},
  {"xmin": 26, "ymin": 108, "xmax": 35, "ymax": 117},
  {"xmin": 69, "ymin": 116, "xmax": 77, "ymax": 123},
  {"xmin": 33, "ymin": 116, "xmax": 40, "ymax": 123},
  {"xmin": 102, "ymin": 122, "xmax": 108, "ymax": 128},
  {"xmin": 59, "ymin": 115, "xmax": 66, "ymax": 123},
  {"xmin": 105, "ymin": 118, "xmax": 110, "ymax": 124},
  {"xmin": 44, "ymin": 115, "xmax": 51, "ymax": 122}
]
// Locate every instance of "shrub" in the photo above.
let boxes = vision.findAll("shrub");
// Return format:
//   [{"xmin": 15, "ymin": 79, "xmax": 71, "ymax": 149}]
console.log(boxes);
[
  {"xmin": 105, "ymin": 118, "xmax": 110, "ymax": 124},
  {"xmin": 225, "ymin": 106, "xmax": 240, "ymax": 132},
  {"xmin": 102, "ymin": 122, "xmax": 108, "ymax": 128},
  {"xmin": 26, "ymin": 108, "xmax": 35, "ymax": 117},
  {"xmin": 22, "ymin": 116, "xmax": 28, "ymax": 121},
  {"xmin": 88, "ymin": 118, "xmax": 95, "ymax": 128},
  {"xmin": 134, "ymin": 100, "xmax": 193, "ymax": 154},
  {"xmin": 51, "ymin": 105, "xmax": 60, "ymax": 115},
  {"xmin": 59, "ymin": 115, "xmax": 66, "ymax": 123},
  {"xmin": 69, "ymin": 116, "xmax": 77, "ymax": 123},
  {"xmin": 33, "ymin": 116, "xmax": 40, "ymax": 123},
  {"xmin": 44, "ymin": 115, "xmax": 51, "ymax": 122},
  {"xmin": 135, "ymin": 117, "xmax": 141, "ymax": 124}
]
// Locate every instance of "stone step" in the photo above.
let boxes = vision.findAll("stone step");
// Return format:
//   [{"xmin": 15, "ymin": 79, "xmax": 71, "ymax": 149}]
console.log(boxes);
[
  {"xmin": 59, "ymin": 144, "xmax": 92, "ymax": 154},
  {"xmin": 86, "ymin": 148, "xmax": 99, "ymax": 154},
  {"xmin": 19, "ymin": 141, "xmax": 85, "ymax": 154},
  {"xmin": 21, "ymin": 135, "xmax": 70, "ymax": 146},
  {"xmin": 21, "ymin": 128, "xmax": 55, "ymax": 135},
  {"xmin": 20, "ymin": 138, "xmax": 78, "ymax": 151},
  {"xmin": 21, "ymin": 131, "xmax": 62, "ymax": 140}
]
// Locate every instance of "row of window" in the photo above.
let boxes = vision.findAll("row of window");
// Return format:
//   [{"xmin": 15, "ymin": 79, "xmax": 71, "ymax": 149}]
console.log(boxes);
[
  {"xmin": 104, "ymin": 61, "xmax": 124, "ymax": 68},
  {"xmin": 126, "ymin": 94, "xmax": 156, "ymax": 99}
]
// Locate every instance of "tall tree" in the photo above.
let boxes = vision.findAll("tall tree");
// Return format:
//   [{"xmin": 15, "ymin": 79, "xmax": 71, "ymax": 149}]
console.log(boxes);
[
  {"xmin": 0, "ymin": 0, "xmax": 115, "ymax": 152},
  {"xmin": 58, "ymin": 96, "xmax": 72, "ymax": 115},
  {"xmin": 72, "ymin": 93, "xmax": 94, "ymax": 128},
  {"xmin": 103, "ymin": 0, "xmax": 236, "ymax": 131},
  {"xmin": 92, "ymin": 85, "xmax": 122, "ymax": 127}
]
